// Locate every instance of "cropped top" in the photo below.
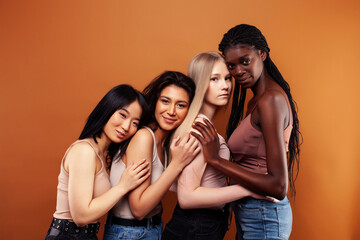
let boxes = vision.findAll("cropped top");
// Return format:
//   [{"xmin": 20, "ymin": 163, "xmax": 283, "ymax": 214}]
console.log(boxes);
[
  {"xmin": 53, "ymin": 139, "xmax": 111, "ymax": 221},
  {"xmin": 228, "ymin": 91, "xmax": 292, "ymax": 174},
  {"xmin": 109, "ymin": 127, "xmax": 165, "ymax": 219}
]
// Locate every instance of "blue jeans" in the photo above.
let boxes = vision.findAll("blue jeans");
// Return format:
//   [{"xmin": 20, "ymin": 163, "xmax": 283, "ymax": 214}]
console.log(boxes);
[
  {"xmin": 103, "ymin": 215, "xmax": 163, "ymax": 240},
  {"xmin": 231, "ymin": 197, "xmax": 292, "ymax": 240}
]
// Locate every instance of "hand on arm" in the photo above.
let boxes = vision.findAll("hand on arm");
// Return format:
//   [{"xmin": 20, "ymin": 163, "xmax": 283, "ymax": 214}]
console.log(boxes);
[
  {"xmin": 191, "ymin": 93, "xmax": 290, "ymax": 200},
  {"xmin": 67, "ymin": 143, "xmax": 150, "ymax": 227},
  {"xmin": 128, "ymin": 130, "xmax": 200, "ymax": 220}
]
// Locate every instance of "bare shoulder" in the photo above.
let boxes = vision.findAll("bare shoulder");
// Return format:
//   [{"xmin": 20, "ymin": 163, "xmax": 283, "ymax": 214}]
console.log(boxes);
[
  {"xmin": 126, "ymin": 128, "xmax": 155, "ymax": 160},
  {"xmin": 129, "ymin": 128, "xmax": 154, "ymax": 146},
  {"xmin": 257, "ymin": 89, "xmax": 288, "ymax": 113},
  {"xmin": 64, "ymin": 141, "xmax": 97, "ymax": 171}
]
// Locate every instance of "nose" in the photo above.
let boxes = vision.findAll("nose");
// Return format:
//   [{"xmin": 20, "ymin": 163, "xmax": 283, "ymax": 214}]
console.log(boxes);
[
  {"xmin": 234, "ymin": 65, "xmax": 245, "ymax": 76},
  {"xmin": 122, "ymin": 119, "xmax": 131, "ymax": 132},
  {"xmin": 220, "ymin": 79, "xmax": 229, "ymax": 90},
  {"xmin": 167, "ymin": 104, "xmax": 176, "ymax": 116}
]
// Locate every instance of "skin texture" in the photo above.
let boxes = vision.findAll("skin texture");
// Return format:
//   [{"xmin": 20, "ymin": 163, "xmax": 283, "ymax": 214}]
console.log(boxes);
[
  {"xmin": 124, "ymin": 85, "xmax": 201, "ymax": 220},
  {"xmin": 64, "ymin": 101, "xmax": 150, "ymax": 226},
  {"xmin": 191, "ymin": 45, "xmax": 293, "ymax": 200}
]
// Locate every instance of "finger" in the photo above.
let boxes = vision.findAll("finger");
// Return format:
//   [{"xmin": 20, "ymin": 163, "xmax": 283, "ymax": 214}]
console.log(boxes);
[
  {"xmin": 193, "ymin": 122, "xmax": 212, "ymax": 140},
  {"xmin": 137, "ymin": 166, "xmax": 150, "ymax": 178},
  {"xmin": 131, "ymin": 159, "xmax": 147, "ymax": 170},
  {"xmin": 193, "ymin": 145, "xmax": 201, "ymax": 157},
  {"xmin": 171, "ymin": 136, "xmax": 180, "ymax": 147},
  {"xmin": 185, "ymin": 135, "xmax": 197, "ymax": 148},
  {"xmin": 137, "ymin": 172, "xmax": 151, "ymax": 185},
  {"xmin": 190, "ymin": 131, "xmax": 206, "ymax": 145},
  {"xmin": 180, "ymin": 133, "xmax": 190, "ymax": 145},
  {"xmin": 204, "ymin": 119, "xmax": 217, "ymax": 136}
]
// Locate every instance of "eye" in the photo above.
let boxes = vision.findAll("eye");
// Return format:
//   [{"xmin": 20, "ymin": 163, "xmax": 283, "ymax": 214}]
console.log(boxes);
[
  {"xmin": 132, "ymin": 121, "xmax": 139, "ymax": 127},
  {"xmin": 210, "ymin": 77, "xmax": 218, "ymax": 81},
  {"xmin": 225, "ymin": 75, "xmax": 232, "ymax": 81},
  {"xmin": 160, "ymin": 98, "xmax": 170, "ymax": 104},
  {"xmin": 227, "ymin": 63, "xmax": 235, "ymax": 70},
  {"xmin": 177, "ymin": 103, "xmax": 188, "ymax": 108},
  {"xmin": 119, "ymin": 112, "xmax": 126, "ymax": 118},
  {"xmin": 243, "ymin": 59, "xmax": 250, "ymax": 65}
]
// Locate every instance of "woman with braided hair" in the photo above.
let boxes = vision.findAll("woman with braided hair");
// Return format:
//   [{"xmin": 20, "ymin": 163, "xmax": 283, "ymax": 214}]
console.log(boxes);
[{"xmin": 191, "ymin": 24, "xmax": 301, "ymax": 239}]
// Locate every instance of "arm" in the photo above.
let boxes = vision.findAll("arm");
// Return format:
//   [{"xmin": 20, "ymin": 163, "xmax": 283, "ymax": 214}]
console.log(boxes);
[
  {"xmin": 177, "ymin": 137, "xmax": 256, "ymax": 209},
  {"xmin": 127, "ymin": 130, "xmax": 200, "ymax": 220},
  {"xmin": 191, "ymin": 92, "xmax": 289, "ymax": 200},
  {"xmin": 67, "ymin": 143, "xmax": 150, "ymax": 226}
]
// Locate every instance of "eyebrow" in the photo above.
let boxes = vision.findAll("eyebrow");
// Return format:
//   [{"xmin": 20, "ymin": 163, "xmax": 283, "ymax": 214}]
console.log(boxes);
[{"xmin": 160, "ymin": 96, "xmax": 189, "ymax": 104}]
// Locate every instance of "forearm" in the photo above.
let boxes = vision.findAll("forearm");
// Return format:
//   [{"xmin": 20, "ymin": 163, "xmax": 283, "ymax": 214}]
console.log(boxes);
[
  {"xmin": 129, "ymin": 163, "xmax": 182, "ymax": 219},
  {"xmin": 70, "ymin": 185, "xmax": 127, "ymax": 226},
  {"xmin": 210, "ymin": 158, "xmax": 287, "ymax": 199},
  {"xmin": 178, "ymin": 184, "xmax": 251, "ymax": 209}
]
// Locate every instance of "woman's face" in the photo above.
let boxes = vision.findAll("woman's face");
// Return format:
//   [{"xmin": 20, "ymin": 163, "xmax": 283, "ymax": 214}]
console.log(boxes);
[
  {"xmin": 204, "ymin": 60, "xmax": 232, "ymax": 107},
  {"xmin": 103, "ymin": 100, "xmax": 142, "ymax": 143},
  {"xmin": 224, "ymin": 44, "xmax": 266, "ymax": 88},
  {"xmin": 155, "ymin": 85, "xmax": 190, "ymax": 132}
]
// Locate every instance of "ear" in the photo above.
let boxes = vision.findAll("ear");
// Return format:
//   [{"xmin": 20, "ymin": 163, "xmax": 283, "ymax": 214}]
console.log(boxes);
[{"xmin": 259, "ymin": 50, "xmax": 267, "ymax": 61}]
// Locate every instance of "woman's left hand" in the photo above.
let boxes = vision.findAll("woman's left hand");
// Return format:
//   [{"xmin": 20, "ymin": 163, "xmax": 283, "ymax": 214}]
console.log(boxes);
[{"xmin": 190, "ymin": 118, "xmax": 221, "ymax": 164}]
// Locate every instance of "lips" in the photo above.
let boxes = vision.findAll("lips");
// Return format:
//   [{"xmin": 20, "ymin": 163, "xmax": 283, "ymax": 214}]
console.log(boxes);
[
  {"xmin": 218, "ymin": 93, "xmax": 229, "ymax": 98},
  {"xmin": 116, "ymin": 130, "xmax": 126, "ymax": 139},
  {"xmin": 162, "ymin": 116, "xmax": 177, "ymax": 124}
]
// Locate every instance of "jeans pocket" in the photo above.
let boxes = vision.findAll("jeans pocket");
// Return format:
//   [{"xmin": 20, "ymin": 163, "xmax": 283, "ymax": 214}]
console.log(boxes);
[
  {"xmin": 162, "ymin": 225, "xmax": 183, "ymax": 240},
  {"xmin": 276, "ymin": 204, "xmax": 293, "ymax": 239}
]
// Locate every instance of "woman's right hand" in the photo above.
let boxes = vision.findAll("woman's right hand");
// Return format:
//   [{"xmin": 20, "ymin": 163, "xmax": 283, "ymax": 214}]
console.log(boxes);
[
  {"xmin": 117, "ymin": 159, "xmax": 150, "ymax": 192},
  {"xmin": 250, "ymin": 191, "xmax": 280, "ymax": 203},
  {"xmin": 170, "ymin": 133, "xmax": 201, "ymax": 169}
]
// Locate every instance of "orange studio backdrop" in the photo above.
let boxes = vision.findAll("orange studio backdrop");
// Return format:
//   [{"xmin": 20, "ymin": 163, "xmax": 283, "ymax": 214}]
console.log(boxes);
[{"xmin": 1, "ymin": 0, "xmax": 359, "ymax": 239}]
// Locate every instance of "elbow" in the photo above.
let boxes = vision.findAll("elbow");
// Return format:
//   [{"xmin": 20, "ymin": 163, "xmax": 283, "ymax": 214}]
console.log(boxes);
[
  {"xmin": 72, "ymin": 216, "xmax": 88, "ymax": 227},
  {"xmin": 130, "ymin": 208, "xmax": 146, "ymax": 220},
  {"xmin": 177, "ymin": 194, "xmax": 194, "ymax": 209},
  {"xmin": 272, "ymin": 181, "xmax": 288, "ymax": 200}
]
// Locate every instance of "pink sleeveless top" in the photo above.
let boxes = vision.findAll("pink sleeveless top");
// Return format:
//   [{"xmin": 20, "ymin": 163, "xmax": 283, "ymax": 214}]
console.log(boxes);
[
  {"xmin": 53, "ymin": 139, "xmax": 111, "ymax": 221},
  {"xmin": 228, "ymin": 91, "xmax": 292, "ymax": 174}
]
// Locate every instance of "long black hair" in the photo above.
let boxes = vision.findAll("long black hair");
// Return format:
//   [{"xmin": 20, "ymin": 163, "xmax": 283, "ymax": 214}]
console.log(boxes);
[
  {"xmin": 142, "ymin": 71, "xmax": 196, "ymax": 155},
  {"xmin": 79, "ymin": 84, "xmax": 150, "ymax": 166},
  {"xmin": 219, "ymin": 24, "xmax": 301, "ymax": 196}
]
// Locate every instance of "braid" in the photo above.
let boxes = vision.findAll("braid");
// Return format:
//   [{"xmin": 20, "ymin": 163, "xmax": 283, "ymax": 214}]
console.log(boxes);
[{"xmin": 219, "ymin": 24, "xmax": 301, "ymax": 197}]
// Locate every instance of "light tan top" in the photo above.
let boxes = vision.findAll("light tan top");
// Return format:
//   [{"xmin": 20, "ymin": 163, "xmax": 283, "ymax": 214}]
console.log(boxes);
[
  {"xmin": 109, "ymin": 127, "xmax": 165, "ymax": 219},
  {"xmin": 53, "ymin": 139, "xmax": 111, "ymax": 221}
]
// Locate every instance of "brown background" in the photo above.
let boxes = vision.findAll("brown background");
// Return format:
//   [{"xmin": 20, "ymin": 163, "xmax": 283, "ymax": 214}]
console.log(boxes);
[{"xmin": 1, "ymin": 0, "xmax": 359, "ymax": 239}]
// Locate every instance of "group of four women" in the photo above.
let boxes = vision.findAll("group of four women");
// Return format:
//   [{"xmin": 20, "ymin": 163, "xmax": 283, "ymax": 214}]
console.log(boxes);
[{"xmin": 45, "ymin": 24, "xmax": 300, "ymax": 240}]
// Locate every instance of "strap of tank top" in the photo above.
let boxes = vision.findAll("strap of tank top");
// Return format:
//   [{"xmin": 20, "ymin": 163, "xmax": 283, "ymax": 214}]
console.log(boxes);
[
  {"xmin": 63, "ymin": 139, "xmax": 105, "ymax": 166},
  {"xmin": 142, "ymin": 126, "xmax": 168, "ymax": 168},
  {"xmin": 266, "ymin": 88, "xmax": 293, "ymax": 127}
]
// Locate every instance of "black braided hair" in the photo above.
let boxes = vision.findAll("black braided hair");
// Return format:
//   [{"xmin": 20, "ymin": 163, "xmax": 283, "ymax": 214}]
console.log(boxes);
[{"xmin": 219, "ymin": 24, "xmax": 301, "ymax": 197}]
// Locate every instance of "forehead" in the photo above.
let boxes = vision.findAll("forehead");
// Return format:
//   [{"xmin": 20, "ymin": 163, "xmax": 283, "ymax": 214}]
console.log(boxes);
[
  {"xmin": 224, "ymin": 44, "xmax": 256, "ymax": 60},
  {"xmin": 211, "ymin": 60, "xmax": 229, "ymax": 74},
  {"xmin": 160, "ymin": 85, "xmax": 189, "ymax": 102},
  {"xmin": 122, "ymin": 100, "xmax": 142, "ymax": 118}
]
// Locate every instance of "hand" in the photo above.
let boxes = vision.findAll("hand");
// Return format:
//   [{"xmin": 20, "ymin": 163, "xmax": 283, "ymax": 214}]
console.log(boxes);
[
  {"xmin": 190, "ymin": 118, "xmax": 221, "ymax": 164},
  {"xmin": 250, "ymin": 191, "xmax": 280, "ymax": 203},
  {"xmin": 117, "ymin": 159, "xmax": 150, "ymax": 192},
  {"xmin": 170, "ymin": 133, "xmax": 201, "ymax": 169}
]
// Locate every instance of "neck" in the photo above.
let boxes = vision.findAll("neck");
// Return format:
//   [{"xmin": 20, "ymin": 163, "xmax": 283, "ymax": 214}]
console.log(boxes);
[
  {"xmin": 251, "ymin": 70, "xmax": 272, "ymax": 96},
  {"xmin": 199, "ymin": 103, "xmax": 217, "ymax": 121},
  {"xmin": 96, "ymin": 134, "xmax": 111, "ymax": 156},
  {"xmin": 154, "ymin": 126, "xmax": 171, "ymax": 147}
]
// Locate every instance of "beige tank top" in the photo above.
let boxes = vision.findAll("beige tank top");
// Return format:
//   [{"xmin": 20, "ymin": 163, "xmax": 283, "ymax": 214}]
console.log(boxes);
[
  {"xmin": 53, "ymin": 139, "xmax": 111, "ymax": 221},
  {"xmin": 109, "ymin": 127, "xmax": 165, "ymax": 219}
]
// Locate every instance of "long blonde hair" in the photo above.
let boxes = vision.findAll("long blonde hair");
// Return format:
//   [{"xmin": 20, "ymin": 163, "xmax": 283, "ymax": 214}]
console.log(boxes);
[{"xmin": 172, "ymin": 52, "xmax": 225, "ymax": 142}]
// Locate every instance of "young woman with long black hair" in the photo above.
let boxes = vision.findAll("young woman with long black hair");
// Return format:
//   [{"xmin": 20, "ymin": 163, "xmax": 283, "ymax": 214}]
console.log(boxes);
[{"xmin": 45, "ymin": 85, "xmax": 151, "ymax": 240}]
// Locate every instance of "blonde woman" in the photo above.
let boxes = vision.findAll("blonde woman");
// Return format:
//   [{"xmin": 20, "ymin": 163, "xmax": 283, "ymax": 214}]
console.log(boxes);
[{"xmin": 162, "ymin": 52, "xmax": 268, "ymax": 240}]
